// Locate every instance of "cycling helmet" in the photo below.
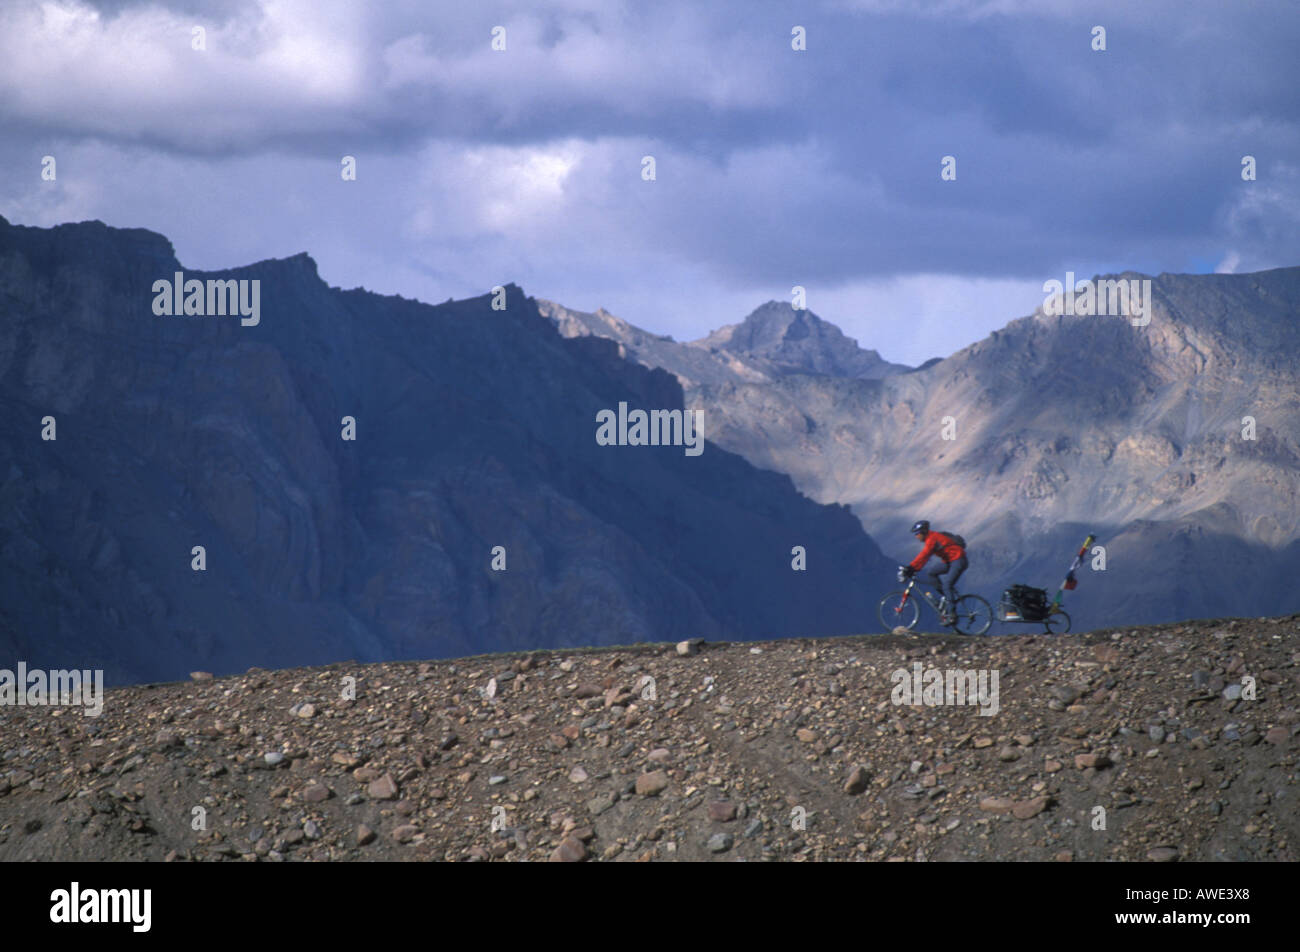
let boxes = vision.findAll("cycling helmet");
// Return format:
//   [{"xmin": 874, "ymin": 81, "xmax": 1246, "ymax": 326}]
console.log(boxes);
[{"xmin": 910, "ymin": 520, "xmax": 930, "ymax": 535}]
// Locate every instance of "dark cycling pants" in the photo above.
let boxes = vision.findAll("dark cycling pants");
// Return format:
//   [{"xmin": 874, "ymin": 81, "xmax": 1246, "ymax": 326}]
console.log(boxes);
[{"xmin": 926, "ymin": 555, "xmax": 967, "ymax": 603}]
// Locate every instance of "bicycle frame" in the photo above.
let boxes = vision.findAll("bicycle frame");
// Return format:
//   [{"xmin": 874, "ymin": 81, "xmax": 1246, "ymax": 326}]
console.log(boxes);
[{"xmin": 894, "ymin": 578, "xmax": 945, "ymax": 616}]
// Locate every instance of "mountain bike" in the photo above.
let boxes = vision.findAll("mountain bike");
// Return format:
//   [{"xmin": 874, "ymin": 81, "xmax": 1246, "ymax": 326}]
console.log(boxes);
[{"xmin": 879, "ymin": 568, "xmax": 993, "ymax": 636}]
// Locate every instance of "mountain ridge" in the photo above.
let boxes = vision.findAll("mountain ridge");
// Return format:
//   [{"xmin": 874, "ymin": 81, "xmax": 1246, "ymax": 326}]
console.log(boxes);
[{"xmin": 0, "ymin": 215, "xmax": 896, "ymax": 684}]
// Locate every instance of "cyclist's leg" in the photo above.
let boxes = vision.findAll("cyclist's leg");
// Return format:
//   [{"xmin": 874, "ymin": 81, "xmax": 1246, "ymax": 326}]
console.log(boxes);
[
  {"xmin": 927, "ymin": 563, "xmax": 951, "ymax": 604},
  {"xmin": 945, "ymin": 555, "xmax": 968, "ymax": 599}
]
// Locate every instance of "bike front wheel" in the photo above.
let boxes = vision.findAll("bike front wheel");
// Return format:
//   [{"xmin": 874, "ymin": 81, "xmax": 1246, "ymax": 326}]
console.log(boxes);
[
  {"xmin": 879, "ymin": 591, "xmax": 920, "ymax": 631},
  {"xmin": 952, "ymin": 594, "xmax": 993, "ymax": 636}
]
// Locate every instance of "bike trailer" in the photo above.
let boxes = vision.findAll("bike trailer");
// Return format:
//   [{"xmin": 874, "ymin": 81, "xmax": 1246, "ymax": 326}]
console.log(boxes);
[{"xmin": 999, "ymin": 583, "xmax": 1049, "ymax": 621}]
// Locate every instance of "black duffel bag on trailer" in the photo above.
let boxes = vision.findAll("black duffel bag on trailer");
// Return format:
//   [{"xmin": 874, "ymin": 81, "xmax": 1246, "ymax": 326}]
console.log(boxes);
[{"xmin": 1002, "ymin": 583, "xmax": 1050, "ymax": 621}]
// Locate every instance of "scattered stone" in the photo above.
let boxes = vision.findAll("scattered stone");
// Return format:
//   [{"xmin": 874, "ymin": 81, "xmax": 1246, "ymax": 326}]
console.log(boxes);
[
  {"xmin": 979, "ymin": 797, "xmax": 1016, "ymax": 815},
  {"xmin": 587, "ymin": 794, "xmax": 617, "ymax": 816},
  {"xmin": 189, "ymin": 672, "xmax": 213, "ymax": 682},
  {"xmin": 568, "ymin": 765, "xmax": 589, "ymax": 783},
  {"xmin": 392, "ymin": 825, "xmax": 419, "ymax": 844},
  {"xmin": 1093, "ymin": 646, "xmax": 1121, "ymax": 665},
  {"xmin": 367, "ymin": 774, "xmax": 399, "ymax": 800},
  {"xmin": 1147, "ymin": 847, "xmax": 1179, "ymax": 863},
  {"xmin": 1048, "ymin": 684, "xmax": 1080, "ymax": 705},
  {"xmin": 1012, "ymin": 796, "xmax": 1050, "ymax": 819},
  {"xmin": 1074, "ymin": 752, "xmax": 1111, "ymax": 769},
  {"xmin": 299, "ymin": 783, "xmax": 332, "ymax": 803},
  {"xmin": 708, "ymin": 833, "xmax": 734, "ymax": 853},
  {"xmin": 708, "ymin": 800, "xmax": 737, "ymax": 822},
  {"xmin": 636, "ymin": 770, "xmax": 669, "ymax": 796},
  {"xmin": 356, "ymin": 824, "xmax": 376, "ymax": 846},
  {"xmin": 843, "ymin": 766, "xmax": 870, "ymax": 795},
  {"xmin": 796, "ymin": 728, "xmax": 818, "ymax": 743},
  {"xmin": 549, "ymin": 836, "xmax": 586, "ymax": 862},
  {"xmin": 263, "ymin": 752, "xmax": 285, "ymax": 766}
]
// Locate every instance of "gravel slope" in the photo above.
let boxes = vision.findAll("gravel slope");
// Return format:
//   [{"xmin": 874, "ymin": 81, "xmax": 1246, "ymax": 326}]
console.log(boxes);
[{"xmin": 2, "ymin": 615, "xmax": 1297, "ymax": 862}]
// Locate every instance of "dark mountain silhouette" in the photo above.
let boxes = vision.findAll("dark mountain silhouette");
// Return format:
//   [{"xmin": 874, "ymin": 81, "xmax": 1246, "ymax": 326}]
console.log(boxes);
[{"xmin": 0, "ymin": 215, "xmax": 895, "ymax": 684}]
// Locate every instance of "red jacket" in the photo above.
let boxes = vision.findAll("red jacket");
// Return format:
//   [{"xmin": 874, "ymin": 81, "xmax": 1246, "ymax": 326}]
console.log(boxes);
[{"xmin": 909, "ymin": 531, "xmax": 964, "ymax": 570}]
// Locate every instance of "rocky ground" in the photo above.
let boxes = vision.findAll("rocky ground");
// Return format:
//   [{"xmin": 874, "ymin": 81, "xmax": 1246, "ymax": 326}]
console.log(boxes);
[{"xmin": 2, "ymin": 615, "xmax": 1297, "ymax": 862}]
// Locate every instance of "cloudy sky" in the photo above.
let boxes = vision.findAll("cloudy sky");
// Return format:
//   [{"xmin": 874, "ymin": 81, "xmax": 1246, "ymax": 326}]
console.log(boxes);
[{"xmin": 2, "ymin": 0, "xmax": 1297, "ymax": 365}]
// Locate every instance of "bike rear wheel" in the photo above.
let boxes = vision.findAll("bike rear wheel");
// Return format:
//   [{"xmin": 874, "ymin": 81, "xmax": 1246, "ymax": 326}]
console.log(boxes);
[
  {"xmin": 1044, "ymin": 609, "xmax": 1071, "ymax": 634},
  {"xmin": 952, "ymin": 594, "xmax": 993, "ymax": 636},
  {"xmin": 879, "ymin": 591, "xmax": 920, "ymax": 631}
]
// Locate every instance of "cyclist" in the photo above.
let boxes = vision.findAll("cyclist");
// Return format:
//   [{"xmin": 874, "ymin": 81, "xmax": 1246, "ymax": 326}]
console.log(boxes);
[{"xmin": 901, "ymin": 520, "xmax": 967, "ymax": 623}]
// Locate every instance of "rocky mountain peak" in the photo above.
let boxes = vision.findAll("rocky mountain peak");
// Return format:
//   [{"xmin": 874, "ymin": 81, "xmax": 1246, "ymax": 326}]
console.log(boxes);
[{"xmin": 695, "ymin": 301, "xmax": 908, "ymax": 379}]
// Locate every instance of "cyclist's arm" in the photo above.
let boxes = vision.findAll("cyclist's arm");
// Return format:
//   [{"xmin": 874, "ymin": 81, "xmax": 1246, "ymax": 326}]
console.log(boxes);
[{"xmin": 908, "ymin": 537, "xmax": 937, "ymax": 572}]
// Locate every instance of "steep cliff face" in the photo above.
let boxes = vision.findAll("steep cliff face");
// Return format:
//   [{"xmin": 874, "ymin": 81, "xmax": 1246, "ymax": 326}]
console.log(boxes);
[
  {"xmin": 543, "ymin": 271, "xmax": 1300, "ymax": 629},
  {"xmin": 0, "ymin": 215, "xmax": 895, "ymax": 684}
]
